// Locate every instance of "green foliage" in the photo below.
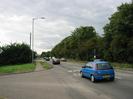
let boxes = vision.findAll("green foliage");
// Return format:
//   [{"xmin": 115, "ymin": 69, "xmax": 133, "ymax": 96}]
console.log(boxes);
[
  {"xmin": 111, "ymin": 62, "xmax": 133, "ymax": 69},
  {"xmin": 51, "ymin": 26, "xmax": 101, "ymax": 60},
  {"xmin": 103, "ymin": 3, "xmax": 133, "ymax": 63},
  {"xmin": 41, "ymin": 51, "xmax": 51, "ymax": 58},
  {"xmin": 0, "ymin": 43, "xmax": 32, "ymax": 65},
  {"xmin": 43, "ymin": 3, "xmax": 133, "ymax": 64}
]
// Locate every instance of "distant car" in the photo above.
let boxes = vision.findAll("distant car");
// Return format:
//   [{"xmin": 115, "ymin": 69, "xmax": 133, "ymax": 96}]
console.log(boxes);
[
  {"xmin": 52, "ymin": 58, "xmax": 60, "ymax": 64},
  {"xmin": 60, "ymin": 58, "xmax": 67, "ymax": 62},
  {"xmin": 44, "ymin": 57, "xmax": 50, "ymax": 61},
  {"xmin": 80, "ymin": 61, "xmax": 115, "ymax": 82},
  {"xmin": 45, "ymin": 57, "xmax": 50, "ymax": 61}
]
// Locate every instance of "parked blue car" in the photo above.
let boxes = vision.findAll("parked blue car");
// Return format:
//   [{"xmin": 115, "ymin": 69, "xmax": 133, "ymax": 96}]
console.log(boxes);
[{"xmin": 80, "ymin": 61, "xmax": 115, "ymax": 82}]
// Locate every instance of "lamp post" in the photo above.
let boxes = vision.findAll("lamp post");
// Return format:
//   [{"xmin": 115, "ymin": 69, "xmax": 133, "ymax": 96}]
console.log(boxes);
[{"xmin": 32, "ymin": 17, "xmax": 45, "ymax": 62}]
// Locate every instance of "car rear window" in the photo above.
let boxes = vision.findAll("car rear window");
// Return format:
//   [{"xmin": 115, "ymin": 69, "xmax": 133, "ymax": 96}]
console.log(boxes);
[{"xmin": 96, "ymin": 63, "xmax": 113, "ymax": 70}]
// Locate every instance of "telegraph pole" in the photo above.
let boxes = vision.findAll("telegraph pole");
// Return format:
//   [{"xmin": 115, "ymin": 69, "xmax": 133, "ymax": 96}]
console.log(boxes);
[{"xmin": 32, "ymin": 18, "xmax": 35, "ymax": 63}]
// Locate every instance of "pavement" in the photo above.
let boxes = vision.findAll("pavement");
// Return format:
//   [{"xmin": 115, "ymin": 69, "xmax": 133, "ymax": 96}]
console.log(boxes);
[
  {"xmin": 0, "ymin": 60, "xmax": 133, "ymax": 99},
  {"xmin": 34, "ymin": 61, "xmax": 44, "ymax": 72}
]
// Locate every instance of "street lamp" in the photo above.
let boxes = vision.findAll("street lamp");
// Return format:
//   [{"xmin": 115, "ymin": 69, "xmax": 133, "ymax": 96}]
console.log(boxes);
[{"xmin": 32, "ymin": 17, "xmax": 45, "ymax": 62}]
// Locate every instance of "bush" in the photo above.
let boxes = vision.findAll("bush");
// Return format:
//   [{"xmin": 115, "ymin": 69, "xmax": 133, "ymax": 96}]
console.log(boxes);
[{"xmin": 0, "ymin": 43, "xmax": 32, "ymax": 66}]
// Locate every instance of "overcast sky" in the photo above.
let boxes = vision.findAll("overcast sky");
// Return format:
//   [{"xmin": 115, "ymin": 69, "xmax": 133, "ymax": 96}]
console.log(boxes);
[{"xmin": 0, "ymin": 0, "xmax": 131, "ymax": 54}]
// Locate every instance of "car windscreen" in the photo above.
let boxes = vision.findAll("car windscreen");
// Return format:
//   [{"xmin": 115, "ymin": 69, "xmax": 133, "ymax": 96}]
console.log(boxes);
[{"xmin": 96, "ymin": 63, "xmax": 113, "ymax": 70}]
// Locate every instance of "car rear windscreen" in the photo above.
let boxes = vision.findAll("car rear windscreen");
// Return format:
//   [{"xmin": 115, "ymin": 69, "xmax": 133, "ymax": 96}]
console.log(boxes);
[{"xmin": 96, "ymin": 63, "xmax": 113, "ymax": 70}]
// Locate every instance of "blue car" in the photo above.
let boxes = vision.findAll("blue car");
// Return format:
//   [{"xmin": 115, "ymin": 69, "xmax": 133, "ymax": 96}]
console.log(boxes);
[{"xmin": 80, "ymin": 61, "xmax": 115, "ymax": 82}]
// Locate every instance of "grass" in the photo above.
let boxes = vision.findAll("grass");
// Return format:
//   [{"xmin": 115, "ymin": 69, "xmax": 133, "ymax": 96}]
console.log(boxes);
[
  {"xmin": 111, "ymin": 62, "xmax": 133, "ymax": 69},
  {"xmin": 0, "ymin": 63, "xmax": 36, "ymax": 74},
  {"xmin": 0, "ymin": 96, "xmax": 6, "ymax": 99},
  {"xmin": 40, "ymin": 61, "xmax": 53, "ymax": 70}
]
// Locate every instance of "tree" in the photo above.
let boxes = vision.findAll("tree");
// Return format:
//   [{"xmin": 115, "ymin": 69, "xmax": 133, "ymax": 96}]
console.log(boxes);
[
  {"xmin": 51, "ymin": 26, "xmax": 100, "ymax": 60},
  {"xmin": 103, "ymin": 3, "xmax": 133, "ymax": 63},
  {"xmin": 0, "ymin": 43, "xmax": 32, "ymax": 66},
  {"xmin": 41, "ymin": 51, "xmax": 52, "ymax": 58}
]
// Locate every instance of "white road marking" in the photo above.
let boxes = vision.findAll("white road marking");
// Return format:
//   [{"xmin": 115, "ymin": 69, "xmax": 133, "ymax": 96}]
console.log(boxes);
[
  {"xmin": 68, "ymin": 69, "xmax": 80, "ymax": 73},
  {"xmin": 115, "ymin": 76, "xmax": 122, "ymax": 80},
  {"xmin": 68, "ymin": 70, "xmax": 73, "ymax": 73},
  {"xmin": 73, "ymin": 73, "xmax": 81, "ymax": 77},
  {"xmin": 73, "ymin": 70, "xmax": 80, "ymax": 72}
]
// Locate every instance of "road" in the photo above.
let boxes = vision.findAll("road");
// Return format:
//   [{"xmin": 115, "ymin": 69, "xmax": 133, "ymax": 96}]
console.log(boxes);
[{"xmin": 0, "ymin": 60, "xmax": 133, "ymax": 99}]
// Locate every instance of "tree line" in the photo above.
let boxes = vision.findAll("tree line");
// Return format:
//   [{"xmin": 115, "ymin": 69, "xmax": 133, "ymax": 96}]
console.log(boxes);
[{"xmin": 46, "ymin": 3, "xmax": 133, "ymax": 63}]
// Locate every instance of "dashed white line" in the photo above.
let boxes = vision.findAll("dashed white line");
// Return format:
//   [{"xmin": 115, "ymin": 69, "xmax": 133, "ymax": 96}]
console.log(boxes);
[
  {"xmin": 73, "ymin": 70, "xmax": 80, "ymax": 72},
  {"xmin": 73, "ymin": 73, "xmax": 81, "ymax": 77},
  {"xmin": 115, "ymin": 76, "xmax": 122, "ymax": 80},
  {"xmin": 68, "ymin": 70, "xmax": 73, "ymax": 73}
]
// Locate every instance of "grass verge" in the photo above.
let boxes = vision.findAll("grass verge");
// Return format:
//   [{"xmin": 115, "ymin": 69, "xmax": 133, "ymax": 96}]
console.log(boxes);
[
  {"xmin": 0, "ymin": 96, "xmax": 6, "ymax": 99},
  {"xmin": 40, "ymin": 61, "xmax": 53, "ymax": 70},
  {"xmin": 0, "ymin": 63, "xmax": 36, "ymax": 74},
  {"xmin": 111, "ymin": 63, "xmax": 133, "ymax": 69}
]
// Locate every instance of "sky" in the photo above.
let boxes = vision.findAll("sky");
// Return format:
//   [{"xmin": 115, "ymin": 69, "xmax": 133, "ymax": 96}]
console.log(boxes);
[{"xmin": 0, "ymin": 0, "xmax": 131, "ymax": 54}]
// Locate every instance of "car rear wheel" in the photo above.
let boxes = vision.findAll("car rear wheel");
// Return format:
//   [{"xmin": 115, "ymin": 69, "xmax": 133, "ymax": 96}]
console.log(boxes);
[
  {"xmin": 110, "ymin": 77, "xmax": 115, "ymax": 81},
  {"xmin": 91, "ymin": 75, "xmax": 95, "ymax": 82}
]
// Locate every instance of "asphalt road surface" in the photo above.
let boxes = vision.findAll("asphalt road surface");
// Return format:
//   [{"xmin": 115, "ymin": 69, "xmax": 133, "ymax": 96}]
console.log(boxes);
[{"xmin": 0, "ymin": 60, "xmax": 133, "ymax": 99}]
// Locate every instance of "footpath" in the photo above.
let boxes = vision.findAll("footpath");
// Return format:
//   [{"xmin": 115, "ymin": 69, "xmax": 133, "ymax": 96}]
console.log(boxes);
[{"xmin": 35, "ymin": 60, "xmax": 44, "ymax": 72}]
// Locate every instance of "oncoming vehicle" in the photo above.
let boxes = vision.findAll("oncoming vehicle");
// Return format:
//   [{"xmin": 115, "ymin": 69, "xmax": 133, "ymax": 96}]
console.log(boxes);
[
  {"xmin": 80, "ymin": 61, "xmax": 115, "ymax": 82},
  {"xmin": 45, "ymin": 57, "xmax": 50, "ymax": 61},
  {"xmin": 60, "ymin": 58, "xmax": 67, "ymax": 62},
  {"xmin": 52, "ymin": 58, "xmax": 60, "ymax": 65}
]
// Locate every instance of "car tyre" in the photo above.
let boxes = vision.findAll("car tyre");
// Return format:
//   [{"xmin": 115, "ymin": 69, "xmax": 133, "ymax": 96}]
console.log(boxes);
[
  {"xmin": 110, "ymin": 77, "xmax": 115, "ymax": 81},
  {"xmin": 91, "ymin": 75, "xmax": 95, "ymax": 82}
]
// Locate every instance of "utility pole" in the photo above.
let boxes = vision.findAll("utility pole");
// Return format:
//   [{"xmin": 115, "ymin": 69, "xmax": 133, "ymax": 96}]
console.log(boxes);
[{"xmin": 32, "ymin": 18, "xmax": 35, "ymax": 63}]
